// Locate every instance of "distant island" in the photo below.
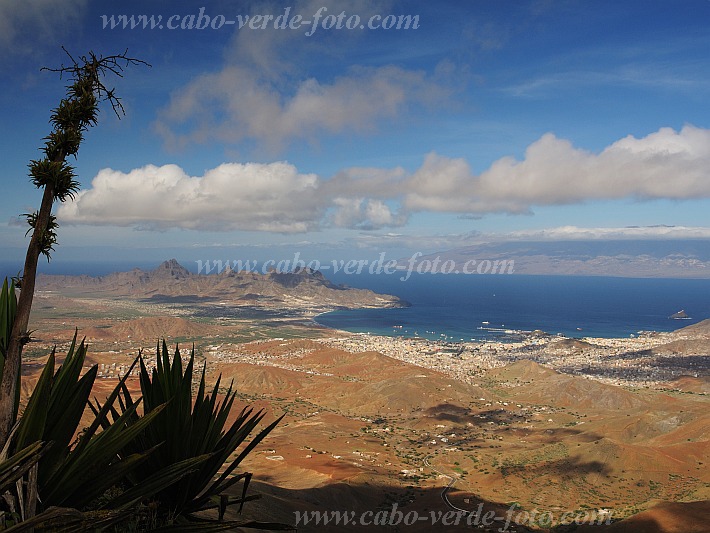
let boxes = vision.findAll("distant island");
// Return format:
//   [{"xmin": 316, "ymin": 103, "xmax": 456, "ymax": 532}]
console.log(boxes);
[
  {"xmin": 406, "ymin": 239, "xmax": 710, "ymax": 278},
  {"xmin": 36, "ymin": 259, "xmax": 409, "ymax": 316}
]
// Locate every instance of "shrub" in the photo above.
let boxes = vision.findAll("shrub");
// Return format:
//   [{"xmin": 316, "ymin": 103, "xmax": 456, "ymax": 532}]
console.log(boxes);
[{"xmin": 97, "ymin": 342, "xmax": 285, "ymax": 529}]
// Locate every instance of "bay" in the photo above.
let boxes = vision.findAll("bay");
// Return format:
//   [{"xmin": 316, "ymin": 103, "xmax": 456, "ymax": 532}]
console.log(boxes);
[
  {"xmin": 317, "ymin": 273, "xmax": 710, "ymax": 341},
  {"xmin": 3, "ymin": 260, "xmax": 708, "ymax": 341}
]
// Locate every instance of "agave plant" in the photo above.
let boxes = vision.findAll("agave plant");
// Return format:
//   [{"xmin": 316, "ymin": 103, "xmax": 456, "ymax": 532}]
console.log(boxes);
[
  {"xmin": 0, "ymin": 279, "xmax": 19, "ymax": 424},
  {"xmin": 0, "ymin": 332, "xmax": 211, "ymax": 532},
  {"xmin": 0, "ymin": 279, "xmax": 17, "ymax": 357},
  {"xmin": 0, "ymin": 49, "xmax": 150, "ymax": 449},
  {"xmin": 0, "ymin": 438, "xmax": 51, "ymax": 528},
  {"xmin": 13, "ymin": 334, "xmax": 155, "ymax": 509},
  {"xmin": 101, "ymin": 341, "xmax": 286, "ymax": 528}
]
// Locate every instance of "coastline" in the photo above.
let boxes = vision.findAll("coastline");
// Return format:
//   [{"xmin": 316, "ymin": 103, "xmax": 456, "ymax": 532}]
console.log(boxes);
[
  {"xmin": 27, "ymin": 267, "xmax": 709, "ymax": 392},
  {"xmin": 312, "ymin": 288, "xmax": 710, "ymax": 342},
  {"xmin": 312, "ymin": 306, "xmax": 702, "ymax": 343},
  {"xmin": 308, "ymin": 308, "xmax": 709, "ymax": 390},
  {"xmin": 313, "ymin": 323, "xmax": 709, "ymax": 389}
]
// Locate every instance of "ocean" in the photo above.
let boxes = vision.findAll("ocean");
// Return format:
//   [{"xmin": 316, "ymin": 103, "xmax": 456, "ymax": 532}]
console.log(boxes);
[
  {"xmin": 317, "ymin": 272, "xmax": 710, "ymax": 341},
  {"xmin": 2, "ymin": 260, "xmax": 708, "ymax": 341}
]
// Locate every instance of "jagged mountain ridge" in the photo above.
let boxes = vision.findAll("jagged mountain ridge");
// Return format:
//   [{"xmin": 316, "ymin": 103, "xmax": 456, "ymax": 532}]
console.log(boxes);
[{"xmin": 36, "ymin": 259, "xmax": 408, "ymax": 310}]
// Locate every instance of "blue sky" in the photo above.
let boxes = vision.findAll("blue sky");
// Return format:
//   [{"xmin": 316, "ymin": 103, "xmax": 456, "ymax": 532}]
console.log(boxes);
[{"xmin": 1, "ymin": 0, "xmax": 710, "ymax": 270}]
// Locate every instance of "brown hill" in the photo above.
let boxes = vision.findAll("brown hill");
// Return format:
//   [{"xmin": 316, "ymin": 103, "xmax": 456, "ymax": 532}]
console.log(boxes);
[
  {"xmin": 676, "ymin": 318, "xmax": 710, "ymax": 336},
  {"xmin": 651, "ymin": 338, "xmax": 710, "ymax": 355},
  {"xmin": 574, "ymin": 500, "xmax": 710, "ymax": 532},
  {"xmin": 218, "ymin": 347, "xmax": 489, "ymax": 416},
  {"xmin": 669, "ymin": 375, "xmax": 710, "ymax": 394},
  {"xmin": 81, "ymin": 316, "xmax": 225, "ymax": 342},
  {"xmin": 487, "ymin": 360, "xmax": 645, "ymax": 410},
  {"xmin": 487, "ymin": 359, "xmax": 559, "ymax": 381},
  {"xmin": 18, "ymin": 329, "xmax": 708, "ymax": 531},
  {"xmin": 36, "ymin": 259, "xmax": 408, "ymax": 311},
  {"xmin": 219, "ymin": 363, "xmax": 307, "ymax": 395}
]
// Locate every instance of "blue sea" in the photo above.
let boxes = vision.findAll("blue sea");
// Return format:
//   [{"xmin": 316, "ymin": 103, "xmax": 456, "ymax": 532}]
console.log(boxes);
[
  {"xmin": 2, "ymin": 260, "xmax": 708, "ymax": 341},
  {"xmin": 317, "ymin": 272, "xmax": 710, "ymax": 341}
]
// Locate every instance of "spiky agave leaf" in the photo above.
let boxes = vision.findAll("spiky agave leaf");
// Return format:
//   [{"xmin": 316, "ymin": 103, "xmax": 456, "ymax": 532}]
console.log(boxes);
[
  {"xmin": 0, "ymin": 279, "xmax": 18, "ymax": 402},
  {"xmin": 0, "ymin": 278, "xmax": 20, "ymax": 423},
  {"xmin": 42, "ymin": 400, "xmax": 166, "ymax": 507},
  {"xmin": 0, "ymin": 441, "xmax": 49, "ymax": 492},
  {"xmin": 0, "ymin": 278, "xmax": 17, "ymax": 359},
  {"xmin": 2, "ymin": 505, "xmax": 133, "ymax": 533},
  {"xmin": 114, "ymin": 342, "xmax": 283, "ymax": 521},
  {"xmin": 12, "ymin": 348, "xmax": 56, "ymax": 451},
  {"xmin": 150, "ymin": 520, "xmax": 296, "ymax": 532},
  {"xmin": 9, "ymin": 335, "xmax": 201, "ymax": 518},
  {"xmin": 13, "ymin": 331, "xmax": 102, "ymax": 488}
]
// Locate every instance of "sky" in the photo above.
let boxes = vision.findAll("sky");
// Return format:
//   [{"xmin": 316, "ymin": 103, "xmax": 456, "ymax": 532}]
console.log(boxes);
[{"xmin": 1, "ymin": 0, "xmax": 710, "ymax": 271}]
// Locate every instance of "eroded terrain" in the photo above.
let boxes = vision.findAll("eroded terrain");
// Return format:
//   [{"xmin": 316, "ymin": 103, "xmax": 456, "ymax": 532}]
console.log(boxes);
[{"xmin": 21, "ymin": 286, "xmax": 710, "ymax": 532}]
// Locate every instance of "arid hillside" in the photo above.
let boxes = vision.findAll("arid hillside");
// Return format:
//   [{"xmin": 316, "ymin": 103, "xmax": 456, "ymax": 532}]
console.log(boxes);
[
  {"xmin": 36, "ymin": 259, "xmax": 408, "ymax": 313},
  {"xmin": 20, "ymin": 275, "xmax": 710, "ymax": 532}
]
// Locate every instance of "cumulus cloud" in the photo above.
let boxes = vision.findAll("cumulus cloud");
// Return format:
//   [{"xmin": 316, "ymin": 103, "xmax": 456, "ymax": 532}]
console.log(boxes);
[
  {"xmin": 322, "ymin": 165, "xmax": 407, "ymax": 199},
  {"xmin": 60, "ymin": 125, "xmax": 710, "ymax": 233},
  {"xmin": 329, "ymin": 198, "xmax": 407, "ymax": 230},
  {"xmin": 155, "ymin": 65, "xmax": 448, "ymax": 151},
  {"xmin": 58, "ymin": 163, "xmax": 322, "ymax": 232},
  {"xmin": 402, "ymin": 124, "xmax": 710, "ymax": 213},
  {"xmin": 57, "ymin": 161, "xmax": 406, "ymax": 232},
  {"xmin": 153, "ymin": 0, "xmax": 450, "ymax": 151}
]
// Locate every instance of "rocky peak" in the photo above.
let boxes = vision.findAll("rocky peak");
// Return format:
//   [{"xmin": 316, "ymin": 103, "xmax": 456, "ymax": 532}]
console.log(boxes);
[
  {"xmin": 152, "ymin": 259, "xmax": 191, "ymax": 279},
  {"xmin": 268, "ymin": 268, "xmax": 329, "ymax": 288}
]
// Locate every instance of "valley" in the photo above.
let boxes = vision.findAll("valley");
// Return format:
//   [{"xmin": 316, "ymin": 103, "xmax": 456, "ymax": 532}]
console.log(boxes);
[{"xmin": 19, "ymin": 263, "xmax": 710, "ymax": 532}]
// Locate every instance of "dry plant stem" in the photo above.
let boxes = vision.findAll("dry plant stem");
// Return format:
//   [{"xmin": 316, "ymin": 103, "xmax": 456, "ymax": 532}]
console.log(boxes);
[
  {"xmin": 0, "ymin": 49, "xmax": 149, "ymax": 448},
  {"xmin": 0, "ymin": 182, "xmax": 56, "ymax": 446}
]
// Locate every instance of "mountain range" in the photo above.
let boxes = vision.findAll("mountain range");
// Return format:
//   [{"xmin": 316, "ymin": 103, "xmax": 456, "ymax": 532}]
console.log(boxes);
[
  {"xmin": 36, "ymin": 259, "xmax": 408, "ymax": 312},
  {"xmin": 410, "ymin": 239, "xmax": 710, "ymax": 278}
]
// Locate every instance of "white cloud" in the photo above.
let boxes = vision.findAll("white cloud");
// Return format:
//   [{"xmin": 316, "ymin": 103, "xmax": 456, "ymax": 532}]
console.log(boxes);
[
  {"xmin": 0, "ymin": 0, "xmax": 87, "ymax": 55},
  {"xmin": 402, "ymin": 124, "xmax": 710, "ymax": 214},
  {"xmin": 60, "ymin": 126, "xmax": 710, "ymax": 233},
  {"xmin": 57, "ymin": 161, "xmax": 406, "ymax": 232},
  {"xmin": 153, "ymin": 0, "xmax": 450, "ymax": 151},
  {"xmin": 155, "ymin": 65, "xmax": 447, "ymax": 151},
  {"xmin": 322, "ymin": 165, "xmax": 407, "ymax": 199},
  {"xmin": 330, "ymin": 198, "xmax": 407, "ymax": 230},
  {"xmin": 58, "ymin": 162, "xmax": 323, "ymax": 233}
]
